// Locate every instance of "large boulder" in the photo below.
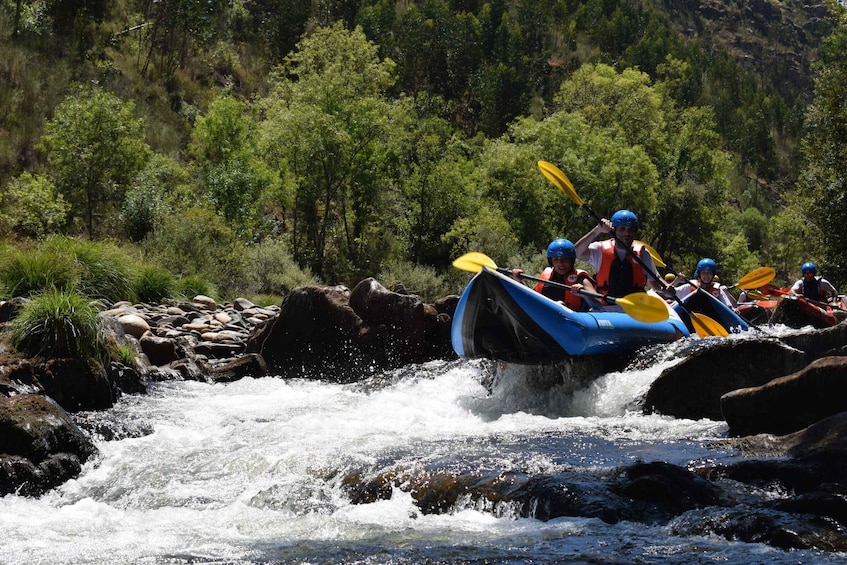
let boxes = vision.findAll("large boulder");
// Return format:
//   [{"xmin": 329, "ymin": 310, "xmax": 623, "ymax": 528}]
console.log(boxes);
[
  {"xmin": 644, "ymin": 340, "xmax": 808, "ymax": 420},
  {"xmin": 349, "ymin": 278, "xmax": 453, "ymax": 366},
  {"xmin": 38, "ymin": 358, "xmax": 116, "ymax": 411},
  {"xmin": 246, "ymin": 284, "xmax": 374, "ymax": 381},
  {"xmin": 247, "ymin": 280, "xmax": 456, "ymax": 381},
  {"xmin": 1, "ymin": 356, "xmax": 115, "ymax": 412},
  {"xmin": 721, "ymin": 357, "xmax": 847, "ymax": 436},
  {"xmin": 0, "ymin": 394, "xmax": 97, "ymax": 496}
]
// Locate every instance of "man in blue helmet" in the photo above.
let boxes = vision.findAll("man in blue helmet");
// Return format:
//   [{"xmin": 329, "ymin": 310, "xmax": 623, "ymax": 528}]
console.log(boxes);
[
  {"xmin": 789, "ymin": 262, "xmax": 838, "ymax": 302},
  {"xmin": 512, "ymin": 238, "xmax": 598, "ymax": 311},
  {"xmin": 574, "ymin": 209, "xmax": 666, "ymax": 301},
  {"xmin": 675, "ymin": 258, "xmax": 736, "ymax": 308}
]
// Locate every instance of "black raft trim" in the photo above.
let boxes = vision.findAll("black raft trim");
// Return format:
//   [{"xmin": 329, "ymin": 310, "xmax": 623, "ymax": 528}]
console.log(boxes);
[{"xmin": 460, "ymin": 268, "xmax": 568, "ymax": 364}]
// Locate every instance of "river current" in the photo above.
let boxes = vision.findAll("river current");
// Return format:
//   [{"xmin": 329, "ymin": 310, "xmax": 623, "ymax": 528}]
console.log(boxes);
[{"xmin": 1, "ymin": 334, "xmax": 844, "ymax": 564}]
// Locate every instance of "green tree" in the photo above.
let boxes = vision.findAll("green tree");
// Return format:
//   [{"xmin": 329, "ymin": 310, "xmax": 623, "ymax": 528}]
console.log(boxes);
[
  {"xmin": 38, "ymin": 85, "xmax": 150, "ymax": 239},
  {"xmin": 123, "ymin": 154, "xmax": 191, "ymax": 242},
  {"xmin": 394, "ymin": 110, "xmax": 479, "ymax": 266},
  {"xmin": 190, "ymin": 95, "xmax": 276, "ymax": 231},
  {"xmin": 798, "ymin": 4, "xmax": 847, "ymax": 286},
  {"xmin": 545, "ymin": 63, "xmax": 731, "ymax": 266},
  {"xmin": 258, "ymin": 23, "xmax": 414, "ymax": 282}
]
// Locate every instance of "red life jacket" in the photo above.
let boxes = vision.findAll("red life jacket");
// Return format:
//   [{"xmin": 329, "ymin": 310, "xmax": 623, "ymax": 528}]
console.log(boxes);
[
  {"xmin": 594, "ymin": 240, "xmax": 647, "ymax": 296},
  {"xmin": 534, "ymin": 267, "xmax": 592, "ymax": 311}
]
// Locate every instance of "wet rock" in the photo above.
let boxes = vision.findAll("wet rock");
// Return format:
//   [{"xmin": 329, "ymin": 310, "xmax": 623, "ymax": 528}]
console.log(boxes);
[
  {"xmin": 38, "ymin": 358, "xmax": 115, "ymax": 411},
  {"xmin": 139, "ymin": 333, "xmax": 179, "ymax": 365},
  {"xmin": 644, "ymin": 340, "xmax": 808, "ymax": 420},
  {"xmin": 0, "ymin": 394, "xmax": 96, "ymax": 496},
  {"xmin": 248, "ymin": 280, "xmax": 455, "ymax": 381},
  {"xmin": 613, "ymin": 461, "xmax": 726, "ymax": 521},
  {"xmin": 106, "ymin": 361, "xmax": 146, "ymax": 395},
  {"xmin": 721, "ymin": 357, "xmax": 847, "ymax": 436},
  {"xmin": 210, "ymin": 353, "xmax": 268, "ymax": 383},
  {"xmin": 782, "ymin": 322, "xmax": 847, "ymax": 358},
  {"xmin": 0, "ymin": 297, "xmax": 29, "ymax": 323},
  {"xmin": 670, "ymin": 506, "xmax": 847, "ymax": 552}
]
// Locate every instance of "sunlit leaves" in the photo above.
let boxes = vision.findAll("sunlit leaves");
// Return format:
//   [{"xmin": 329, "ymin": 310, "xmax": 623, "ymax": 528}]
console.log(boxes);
[{"xmin": 38, "ymin": 84, "xmax": 150, "ymax": 239}]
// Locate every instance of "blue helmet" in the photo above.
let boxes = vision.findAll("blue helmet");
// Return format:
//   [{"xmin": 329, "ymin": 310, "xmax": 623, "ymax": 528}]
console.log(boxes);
[
  {"xmin": 694, "ymin": 258, "xmax": 717, "ymax": 277},
  {"xmin": 801, "ymin": 261, "xmax": 817, "ymax": 275},
  {"xmin": 547, "ymin": 238, "xmax": 576, "ymax": 259},
  {"xmin": 611, "ymin": 209, "xmax": 638, "ymax": 228}
]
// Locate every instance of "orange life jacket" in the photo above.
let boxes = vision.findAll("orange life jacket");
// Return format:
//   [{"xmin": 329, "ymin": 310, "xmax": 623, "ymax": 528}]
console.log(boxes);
[
  {"xmin": 594, "ymin": 240, "xmax": 647, "ymax": 296},
  {"xmin": 691, "ymin": 280, "xmax": 723, "ymax": 299},
  {"xmin": 534, "ymin": 267, "xmax": 592, "ymax": 311}
]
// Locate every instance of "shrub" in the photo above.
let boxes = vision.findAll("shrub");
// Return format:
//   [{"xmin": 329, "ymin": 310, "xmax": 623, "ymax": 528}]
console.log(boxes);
[
  {"xmin": 0, "ymin": 246, "xmax": 78, "ymax": 299},
  {"xmin": 244, "ymin": 293, "xmax": 283, "ymax": 307},
  {"xmin": 175, "ymin": 274, "xmax": 216, "ymax": 300},
  {"xmin": 243, "ymin": 238, "xmax": 318, "ymax": 296},
  {"xmin": 141, "ymin": 206, "xmax": 248, "ymax": 298},
  {"xmin": 134, "ymin": 266, "xmax": 176, "ymax": 303},
  {"xmin": 0, "ymin": 172, "xmax": 70, "ymax": 237},
  {"xmin": 378, "ymin": 260, "xmax": 455, "ymax": 303},
  {"xmin": 9, "ymin": 287, "xmax": 109, "ymax": 363}
]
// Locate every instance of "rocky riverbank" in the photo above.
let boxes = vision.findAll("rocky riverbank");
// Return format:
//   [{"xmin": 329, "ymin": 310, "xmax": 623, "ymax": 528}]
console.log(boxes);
[{"xmin": 3, "ymin": 277, "xmax": 847, "ymax": 552}]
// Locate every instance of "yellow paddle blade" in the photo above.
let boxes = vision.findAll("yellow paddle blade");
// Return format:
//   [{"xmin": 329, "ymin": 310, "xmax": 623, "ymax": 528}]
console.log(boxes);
[
  {"xmin": 734, "ymin": 266, "xmax": 776, "ymax": 290},
  {"xmin": 746, "ymin": 290, "xmax": 768, "ymax": 301},
  {"xmin": 538, "ymin": 161, "xmax": 583, "ymax": 206},
  {"xmin": 690, "ymin": 312, "xmax": 730, "ymax": 338},
  {"xmin": 616, "ymin": 292, "xmax": 670, "ymax": 323},
  {"xmin": 452, "ymin": 252, "xmax": 497, "ymax": 273},
  {"xmin": 637, "ymin": 241, "xmax": 666, "ymax": 269}
]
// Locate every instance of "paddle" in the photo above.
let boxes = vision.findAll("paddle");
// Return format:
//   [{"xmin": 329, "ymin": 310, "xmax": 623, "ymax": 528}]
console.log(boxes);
[
  {"xmin": 744, "ymin": 290, "xmax": 769, "ymax": 301},
  {"xmin": 537, "ymin": 160, "xmax": 728, "ymax": 338},
  {"xmin": 637, "ymin": 241, "xmax": 666, "ymax": 269},
  {"xmin": 730, "ymin": 267, "xmax": 776, "ymax": 290},
  {"xmin": 452, "ymin": 252, "xmax": 671, "ymax": 324}
]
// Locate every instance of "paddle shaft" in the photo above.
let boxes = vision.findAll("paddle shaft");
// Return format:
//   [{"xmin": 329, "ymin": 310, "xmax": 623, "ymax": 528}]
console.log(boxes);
[
  {"xmin": 573, "ymin": 202, "xmax": 704, "ymax": 317},
  {"xmin": 499, "ymin": 267, "xmax": 626, "ymax": 305},
  {"xmin": 538, "ymin": 161, "xmax": 724, "ymax": 336}
]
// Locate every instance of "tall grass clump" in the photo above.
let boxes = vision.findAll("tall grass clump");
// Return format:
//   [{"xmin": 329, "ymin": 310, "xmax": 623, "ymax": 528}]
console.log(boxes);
[
  {"xmin": 40, "ymin": 236, "xmax": 135, "ymax": 303},
  {"xmin": 9, "ymin": 287, "xmax": 109, "ymax": 363},
  {"xmin": 0, "ymin": 246, "xmax": 78, "ymax": 299},
  {"xmin": 134, "ymin": 266, "xmax": 176, "ymax": 304}
]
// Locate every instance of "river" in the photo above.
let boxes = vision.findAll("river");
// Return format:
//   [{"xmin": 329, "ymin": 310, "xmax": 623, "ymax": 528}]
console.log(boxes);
[{"xmin": 0, "ymin": 336, "xmax": 844, "ymax": 564}]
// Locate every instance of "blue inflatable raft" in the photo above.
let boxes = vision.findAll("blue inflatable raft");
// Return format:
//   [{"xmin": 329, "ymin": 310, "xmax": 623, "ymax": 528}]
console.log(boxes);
[{"xmin": 451, "ymin": 267, "xmax": 690, "ymax": 363}]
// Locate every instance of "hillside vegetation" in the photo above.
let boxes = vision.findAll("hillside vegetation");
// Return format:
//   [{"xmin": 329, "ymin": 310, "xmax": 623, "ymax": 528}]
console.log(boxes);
[{"xmin": 1, "ymin": 0, "xmax": 846, "ymax": 302}]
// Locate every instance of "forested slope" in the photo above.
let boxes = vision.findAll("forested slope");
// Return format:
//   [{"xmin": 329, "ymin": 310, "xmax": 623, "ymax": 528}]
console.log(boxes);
[{"xmin": 1, "ymin": 0, "xmax": 844, "ymax": 298}]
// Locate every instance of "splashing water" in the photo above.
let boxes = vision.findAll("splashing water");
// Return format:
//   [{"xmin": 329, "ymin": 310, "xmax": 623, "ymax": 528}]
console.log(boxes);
[{"xmin": 0, "ymin": 349, "xmax": 842, "ymax": 564}]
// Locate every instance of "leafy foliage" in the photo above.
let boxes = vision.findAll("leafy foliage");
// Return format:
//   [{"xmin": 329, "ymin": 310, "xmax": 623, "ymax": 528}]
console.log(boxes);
[
  {"xmin": 797, "ymin": 3, "xmax": 847, "ymax": 286},
  {"xmin": 0, "ymin": 1, "xmax": 844, "ymax": 295},
  {"xmin": 38, "ymin": 84, "xmax": 151, "ymax": 239},
  {"xmin": 0, "ymin": 173, "xmax": 69, "ymax": 237}
]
